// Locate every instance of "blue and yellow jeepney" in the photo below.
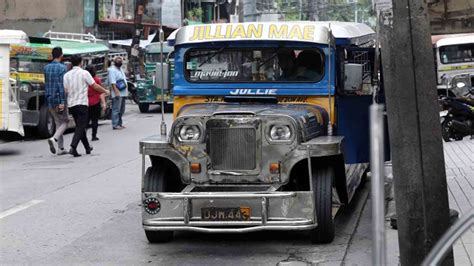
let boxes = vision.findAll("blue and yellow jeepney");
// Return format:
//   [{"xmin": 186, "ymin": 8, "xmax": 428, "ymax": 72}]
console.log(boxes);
[{"xmin": 140, "ymin": 21, "xmax": 378, "ymax": 244}]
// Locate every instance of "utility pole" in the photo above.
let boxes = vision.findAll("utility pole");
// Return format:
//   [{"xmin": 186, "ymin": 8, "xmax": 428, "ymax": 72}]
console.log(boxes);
[
  {"xmin": 130, "ymin": 0, "xmax": 147, "ymax": 78},
  {"xmin": 378, "ymin": 0, "xmax": 454, "ymax": 265}
]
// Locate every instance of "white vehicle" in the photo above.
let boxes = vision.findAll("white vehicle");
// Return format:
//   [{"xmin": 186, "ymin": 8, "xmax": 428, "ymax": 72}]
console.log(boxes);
[
  {"xmin": 0, "ymin": 30, "xmax": 27, "ymax": 136},
  {"xmin": 433, "ymin": 34, "xmax": 474, "ymax": 95}
]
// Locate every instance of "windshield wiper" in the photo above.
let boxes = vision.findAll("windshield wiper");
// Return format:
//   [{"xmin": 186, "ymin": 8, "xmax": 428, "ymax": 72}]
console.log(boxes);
[{"xmin": 189, "ymin": 47, "xmax": 225, "ymax": 67}]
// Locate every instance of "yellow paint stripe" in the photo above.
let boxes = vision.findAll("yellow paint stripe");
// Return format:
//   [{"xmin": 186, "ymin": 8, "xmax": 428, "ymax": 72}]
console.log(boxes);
[
  {"xmin": 0, "ymin": 78, "xmax": 4, "ymax": 127},
  {"xmin": 173, "ymin": 96, "xmax": 336, "ymax": 123},
  {"xmin": 438, "ymin": 64, "xmax": 474, "ymax": 72}
]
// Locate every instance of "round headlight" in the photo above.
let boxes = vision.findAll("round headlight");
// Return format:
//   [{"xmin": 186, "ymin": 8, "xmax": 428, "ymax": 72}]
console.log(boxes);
[
  {"xmin": 456, "ymin": 82, "xmax": 466, "ymax": 89},
  {"xmin": 179, "ymin": 125, "xmax": 201, "ymax": 141},
  {"xmin": 270, "ymin": 125, "xmax": 292, "ymax": 141},
  {"xmin": 19, "ymin": 83, "xmax": 31, "ymax": 92}
]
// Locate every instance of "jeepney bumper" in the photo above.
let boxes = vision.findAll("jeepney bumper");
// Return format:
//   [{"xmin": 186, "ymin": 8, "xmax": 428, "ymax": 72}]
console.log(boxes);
[{"xmin": 142, "ymin": 189, "xmax": 316, "ymax": 233}]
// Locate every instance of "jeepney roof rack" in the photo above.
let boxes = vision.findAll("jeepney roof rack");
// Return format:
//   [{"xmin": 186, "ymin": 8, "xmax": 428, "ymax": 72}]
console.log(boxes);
[{"xmin": 42, "ymin": 31, "xmax": 97, "ymax": 43}]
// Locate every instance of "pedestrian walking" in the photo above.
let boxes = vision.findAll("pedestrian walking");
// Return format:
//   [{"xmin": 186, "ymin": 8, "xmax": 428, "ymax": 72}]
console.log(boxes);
[
  {"xmin": 63, "ymin": 55, "xmax": 109, "ymax": 157},
  {"xmin": 108, "ymin": 57, "xmax": 128, "ymax": 130},
  {"xmin": 85, "ymin": 65, "xmax": 106, "ymax": 141},
  {"xmin": 44, "ymin": 47, "xmax": 69, "ymax": 155}
]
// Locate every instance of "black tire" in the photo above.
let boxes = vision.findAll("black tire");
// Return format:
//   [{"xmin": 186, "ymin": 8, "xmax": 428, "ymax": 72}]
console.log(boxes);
[
  {"xmin": 164, "ymin": 103, "xmax": 174, "ymax": 113},
  {"xmin": 441, "ymin": 120, "xmax": 452, "ymax": 142},
  {"xmin": 37, "ymin": 105, "xmax": 55, "ymax": 139},
  {"xmin": 143, "ymin": 165, "xmax": 175, "ymax": 243},
  {"xmin": 138, "ymin": 103, "xmax": 150, "ymax": 113},
  {"xmin": 310, "ymin": 166, "xmax": 335, "ymax": 244}
]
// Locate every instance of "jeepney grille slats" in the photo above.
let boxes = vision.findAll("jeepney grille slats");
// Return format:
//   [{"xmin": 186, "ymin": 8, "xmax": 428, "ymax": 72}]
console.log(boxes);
[{"xmin": 209, "ymin": 127, "xmax": 256, "ymax": 170}]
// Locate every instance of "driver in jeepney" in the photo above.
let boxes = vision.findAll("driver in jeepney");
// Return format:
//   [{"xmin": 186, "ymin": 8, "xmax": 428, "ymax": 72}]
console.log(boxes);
[
  {"xmin": 277, "ymin": 48, "xmax": 297, "ymax": 80},
  {"xmin": 295, "ymin": 50, "xmax": 324, "ymax": 81}
]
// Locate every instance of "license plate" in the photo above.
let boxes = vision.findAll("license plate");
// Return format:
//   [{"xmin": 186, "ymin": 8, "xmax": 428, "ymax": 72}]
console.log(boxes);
[{"xmin": 201, "ymin": 207, "xmax": 251, "ymax": 221}]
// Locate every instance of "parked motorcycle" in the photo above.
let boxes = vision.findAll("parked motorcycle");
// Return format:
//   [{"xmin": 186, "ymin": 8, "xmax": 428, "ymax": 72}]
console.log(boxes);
[{"xmin": 439, "ymin": 76, "xmax": 474, "ymax": 142}]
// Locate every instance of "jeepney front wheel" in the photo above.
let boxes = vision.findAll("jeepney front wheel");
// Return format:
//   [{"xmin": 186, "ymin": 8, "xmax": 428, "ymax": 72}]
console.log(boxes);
[
  {"xmin": 143, "ymin": 165, "xmax": 175, "ymax": 243},
  {"xmin": 138, "ymin": 103, "xmax": 150, "ymax": 113},
  {"xmin": 37, "ymin": 105, "xmax": 55, "ymax": 139},
  {"xmin": 310, "ymin": 166, "xmax": 335, "ymax": 244}
]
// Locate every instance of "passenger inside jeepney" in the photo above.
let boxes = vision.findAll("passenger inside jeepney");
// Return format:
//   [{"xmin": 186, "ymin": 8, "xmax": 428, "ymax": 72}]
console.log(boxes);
[
  {"xmin": 277, "ymin": 48, "xmax": 297, "ymax": 80},
  {"xmin": 295, "ymin": 50, "xmax": 324, "ymax": 81}
]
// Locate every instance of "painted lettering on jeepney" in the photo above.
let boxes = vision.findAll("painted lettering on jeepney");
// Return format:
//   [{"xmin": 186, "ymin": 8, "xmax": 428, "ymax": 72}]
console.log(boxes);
[
  {"xmin": 205, "ymin": 96, "xmax": 224, "ymax": 102},
  {"xmin": 229, "ymin": 89, "xmax": 277, "ymax": 95},
  {"xmin": 189, "ymin": 24, "xmax": 316, "ymax": 42},
  {"xmin": 190, "ymin": 24, "xmax": 263, "ymax": 41}
]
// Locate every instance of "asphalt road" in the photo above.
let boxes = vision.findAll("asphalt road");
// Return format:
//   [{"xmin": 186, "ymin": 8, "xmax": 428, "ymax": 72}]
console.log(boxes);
[{"xmin": 0, "ymin": 103, "xmax": 375, "ymax": 265}]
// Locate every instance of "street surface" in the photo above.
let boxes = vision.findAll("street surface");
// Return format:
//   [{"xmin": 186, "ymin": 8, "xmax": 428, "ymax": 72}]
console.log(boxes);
[
  {"xmin": 1, "ymin": 103, "xmax": 375, "ymax": 265},
  {"xmin": 1, "ymin": 103, "xmax": 472, "ymax": 265}
]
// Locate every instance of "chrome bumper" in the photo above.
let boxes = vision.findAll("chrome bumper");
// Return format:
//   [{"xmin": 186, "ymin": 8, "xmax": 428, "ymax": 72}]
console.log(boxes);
[{"xmin": 142, "ymin": 190, "xmax": 316, "ymax": 233}]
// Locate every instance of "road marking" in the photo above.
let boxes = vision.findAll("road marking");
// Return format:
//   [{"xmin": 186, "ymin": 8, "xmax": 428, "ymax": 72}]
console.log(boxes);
[{"xmin": 0, "ymin": 200, "xmax": 44, "ymax": 219}]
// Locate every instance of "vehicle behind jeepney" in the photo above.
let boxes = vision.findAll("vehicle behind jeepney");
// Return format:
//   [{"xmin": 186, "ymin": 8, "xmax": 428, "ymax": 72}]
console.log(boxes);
[
  {"xmin": 1, "ymin": 30, "xmax": 27, "ymax": 137},
  {"xmin": 136, "ymin": 42, "xmax": 174, "ymax": 113},
  {"xmin": 9, "ymin": 32, "xmax": 109, "ymax": 138},
  {"xmin": 140, "ymin": 22, "xmax": 379, "ymax": 244},
  {"xmin": 433, "ymin": 34, "xmax": 474, "ymax": 96}
]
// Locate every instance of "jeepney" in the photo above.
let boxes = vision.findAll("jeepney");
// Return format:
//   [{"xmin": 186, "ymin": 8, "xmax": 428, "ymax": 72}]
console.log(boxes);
[
  {"xmin": 433, "ymin": 34, "xmax": 474, "ymax": 96},
  {"xmin": 1, "ymin": 30, "xmax": 27, "ymax": 136},
  {"xmin": 140, "ymin": 22, "xmax": 378, "ymax": 244},
  {"xmin": 136, "ymin": 42, "xmax": 174, "ymax": 113},
  {"xmin": 9, "ymin": 32, "xmax": 109, "ymax": 138}
]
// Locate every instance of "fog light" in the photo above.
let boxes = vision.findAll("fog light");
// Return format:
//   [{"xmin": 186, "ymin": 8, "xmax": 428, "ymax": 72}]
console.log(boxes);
[
  {"xmin": 191, "ymin": 162, "xmax": 201, "ymax": 173},
  {"xmin": 269, "ymin": 163, "xmax": 280, "ymax": 174}
]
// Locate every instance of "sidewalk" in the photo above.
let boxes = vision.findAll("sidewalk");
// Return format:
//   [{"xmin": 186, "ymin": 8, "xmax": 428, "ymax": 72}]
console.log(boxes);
[
  {"xmin": 443, "ymin": 139, "xmax": 473, "ymax": 265},
  {"xmin": 345, "ymin": 139, "xmax": 473, "ymax": 265}
]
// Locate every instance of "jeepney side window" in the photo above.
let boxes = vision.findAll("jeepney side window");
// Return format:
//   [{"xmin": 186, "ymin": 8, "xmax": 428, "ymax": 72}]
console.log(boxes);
[
  {"xmin": 184, "ymin": 48, "xmax": 325, "ymax": 83},
  {"xmin": 439, "ymin": 43, "xmax": 474, "ymax": 64},
  {"xmin": 10, "ymin": 58, "xmax": 18, "ymax": 71}
]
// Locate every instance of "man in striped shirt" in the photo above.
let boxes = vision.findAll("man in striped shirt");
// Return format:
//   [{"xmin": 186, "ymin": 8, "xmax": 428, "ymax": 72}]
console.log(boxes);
[{"xmin": 63, "ymin": 55, "xmax": 109, "ymax": 157}]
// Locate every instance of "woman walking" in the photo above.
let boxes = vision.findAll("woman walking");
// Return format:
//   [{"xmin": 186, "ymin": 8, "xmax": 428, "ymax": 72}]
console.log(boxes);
[{"xmin": 86, "ymin": 65, "xmax": 106, "ymax": 141}]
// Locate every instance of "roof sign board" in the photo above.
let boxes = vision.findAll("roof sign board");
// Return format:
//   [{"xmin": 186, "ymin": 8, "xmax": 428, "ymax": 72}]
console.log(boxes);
[{"xmin": 174, "ymin": 21, "xmax": 375, "ymax": 46}]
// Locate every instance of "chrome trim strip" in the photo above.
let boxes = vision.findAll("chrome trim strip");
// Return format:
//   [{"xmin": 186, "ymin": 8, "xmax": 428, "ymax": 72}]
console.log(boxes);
[{"xmin": 156, "ymin": 191, "xmax": 296, "ymax": 199}]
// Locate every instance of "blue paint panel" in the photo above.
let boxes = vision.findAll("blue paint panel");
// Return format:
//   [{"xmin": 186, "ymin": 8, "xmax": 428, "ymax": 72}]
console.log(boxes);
[{"xmin": 336, "ymin": 95, "xmax": 372, "ymax": 164}]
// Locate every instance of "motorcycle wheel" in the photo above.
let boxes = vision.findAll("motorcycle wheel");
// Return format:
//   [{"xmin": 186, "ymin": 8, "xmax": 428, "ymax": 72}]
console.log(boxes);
[{"xmin": 441, "ymin": 120, "xmax": 452, "ymax": 142}]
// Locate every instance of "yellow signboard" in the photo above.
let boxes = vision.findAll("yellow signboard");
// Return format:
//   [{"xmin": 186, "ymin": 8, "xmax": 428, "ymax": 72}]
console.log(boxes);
[
  {"xmin": 10, "ymin": 45, "xmax": 52, "ymax": 60},
  {"xmin": 179, "ymin": 22, "xmax": 333, "ymax": 45}
]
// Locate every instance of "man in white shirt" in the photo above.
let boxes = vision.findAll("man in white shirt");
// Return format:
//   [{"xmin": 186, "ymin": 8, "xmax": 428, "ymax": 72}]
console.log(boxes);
[{"xmin": 63, "ymin": 55, "xmax": 109, "ymax": 157}]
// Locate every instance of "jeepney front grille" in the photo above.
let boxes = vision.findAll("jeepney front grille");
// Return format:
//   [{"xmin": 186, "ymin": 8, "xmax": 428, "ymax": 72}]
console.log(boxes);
[{"xmin": 209, "ymin": 127, "xmax": 256, "ymax": 170}]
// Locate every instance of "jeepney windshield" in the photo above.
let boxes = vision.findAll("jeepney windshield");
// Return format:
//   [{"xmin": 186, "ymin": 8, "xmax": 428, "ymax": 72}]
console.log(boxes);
[
  {"xmin": 145, "ymin": 52, "xmax": 169, "ymax": 64},
  {"xmin": 439, "ymin": 43, "xmax": 474, "ymax": 64},
  {"xmin": 185, "ymin": 48, "xmax": 324, "ymax": 82},
  {"xmin": 13, "ymin": 59, "xmax": 49, "ymax": 73}
]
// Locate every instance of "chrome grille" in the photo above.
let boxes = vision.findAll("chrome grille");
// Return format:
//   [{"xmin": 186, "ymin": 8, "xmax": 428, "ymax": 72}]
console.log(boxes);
[{"xmin": 209, "ymin": 127, "xmax": 256, "ymax": 170}]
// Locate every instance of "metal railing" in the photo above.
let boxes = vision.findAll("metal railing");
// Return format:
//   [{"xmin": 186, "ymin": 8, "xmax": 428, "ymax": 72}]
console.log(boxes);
[{"xmin": 42, "ymin": 31, "xmax": 97, "ymax": 43}]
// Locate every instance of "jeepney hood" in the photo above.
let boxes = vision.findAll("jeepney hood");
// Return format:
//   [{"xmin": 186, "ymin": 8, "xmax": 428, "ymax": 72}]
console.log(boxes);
[{"xmin": 176, "ymin": 103, "xmax": 329, "ymax": 141}]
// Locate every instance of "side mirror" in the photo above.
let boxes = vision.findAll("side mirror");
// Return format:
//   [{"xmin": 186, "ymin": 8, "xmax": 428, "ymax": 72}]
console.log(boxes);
[
  {"xmin": 344, "ymin": 63, "xmax": 363, "ymax": 92},
  {"xmin": 155, "ymin": 62, "xmax": 169, "ymax": 91}
]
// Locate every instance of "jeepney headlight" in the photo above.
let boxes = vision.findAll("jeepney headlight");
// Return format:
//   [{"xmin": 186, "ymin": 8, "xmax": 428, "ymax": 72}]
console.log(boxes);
[
  {"xmin": 178, "ymin": 125, "xmax": 201, "ymax": 142},
  {"xmin": 269, "ymin": 125, "xmax": 292, "ymax": 141},
  {"xmin": 456, "ymin": 82, "xmax": 466, "ymax": 88},
  {"xmin": 19, "ymin": 83, "xmax": 31, "ymax": 92}
]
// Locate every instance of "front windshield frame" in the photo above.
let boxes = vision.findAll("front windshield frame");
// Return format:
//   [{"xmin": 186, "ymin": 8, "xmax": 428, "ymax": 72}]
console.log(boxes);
[
  {"xmin": 184, "ymin": 47, "xmax": 326, "ymax": 83},
  {"xmin": 145, "ymin": 52, "xmax": 169, "ymax": 64},
  {"xmin": 439, "ymin": 43, "xmax": 474, "ymax": 64},
  {"xmin": 16, "ymin": 59, "xmax": 49, "ymax": 73}
]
